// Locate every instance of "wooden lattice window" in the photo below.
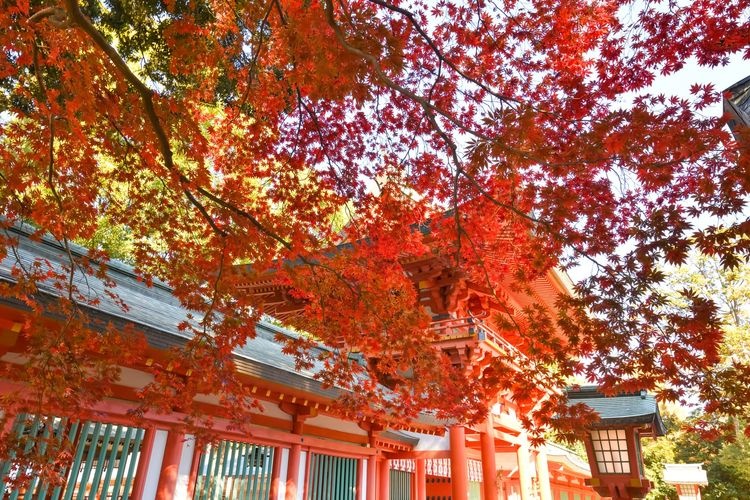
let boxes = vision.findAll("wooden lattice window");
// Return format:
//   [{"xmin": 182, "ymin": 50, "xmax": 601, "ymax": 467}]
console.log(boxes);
[{"xmin": 590, "ymin": 429, "xmax": 631, "ymax": 474}]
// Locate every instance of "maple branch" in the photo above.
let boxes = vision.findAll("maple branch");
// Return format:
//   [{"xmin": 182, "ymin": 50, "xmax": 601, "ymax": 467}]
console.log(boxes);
[
  {"xmin": 456, "ymin": 167, "xmax": 628, "ymax": 283},
  {"xmin": 363, "ymin": 0, "xmax": 521, "ymax": 107},
  {"xmin": 28, "ymin": 7, "xmax": 73, "ymax": 28},
  {"xmin": 61, "ymin": 1, "xmax": 224, "ymax": 236},
  {"xmin": 388, "ymin": 67, "xmax": 529, "ymax": 339},
  {"xmin": 296, "ymin": 90, "xmax": 352, "ymax": 195},
  {"xmin": 417, "ymin": 95, "xmax": 531, "ymax": 340},
  {"xmin": 31, "ymin": 34, "xmax": 80, "ymax": 304},
  {"xmin": 272, "ymin": 0, "xmax": 288, "ymax": 26},
  {"xmin": 412, "ymin": 81, "xmax": 465, "ymax": 263},
  {"xmin": 322, "ymin": 0, "xmax": 490, "ymax": 141},
  {"xmin": 459, "ymin": 226, "xmax": 525, "ymax": 335},
  {"xmin": 63, "ymin": 0, "xmax": 172, "ymax": 170},
  {"xmin": 91, "ymin": 77, "xmax": 364, "ymax": 309},
  {"xmin": 61, "ymin": 0, "xmax": 294, "ymax": 244},
  {"xmin": 202, "ymin": 239, "xmax": 228, "ymax": 336},
  {"xmin": 233, "ymin": 0, "xmax": 276, "ymax": 112}
]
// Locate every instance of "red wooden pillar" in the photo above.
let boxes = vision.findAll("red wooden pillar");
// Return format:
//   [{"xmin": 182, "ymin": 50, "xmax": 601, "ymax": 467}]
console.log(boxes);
[
  {"xmin": 156, "ymin": 430, "xmax": 184, "ymax": 500},
  {"xmin": 129, "ymin": 426, "xmax": 156, "ymax": 500},
  {"xmin": 415, "ymin": 458, "xmax": 427, "ymax": 500},
  {"xmin": 270, "ymin": 445, "xmax": 282, "ymax": 500},
  {"xmin": 378, "ymin": 457, "xmax": 391, "ymax": 500},
  {"xmin": 285, "ymin": 443, "xmax": 302, "ymax": 500},
  {"xmin": 450, "ymin": 425, "xmax": 469, "ymax": 500},
  {"xmin": 186, "ymin": 438, "xmax": 203, "ymax": 500},
  {"xmin": 366, "ymin": 455, "xmax": 377, "ymax": 500},
  {"xmin": 480, "ymin": 419, "xmax": 498, "ymax": 500}
]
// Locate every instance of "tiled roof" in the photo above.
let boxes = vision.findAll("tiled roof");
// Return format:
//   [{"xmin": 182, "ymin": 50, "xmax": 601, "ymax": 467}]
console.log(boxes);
[
  {"xmin": 544, "ymin": 442, "xmax": 592, "ymax": 476},
  {"xmin": 663, "ymin": 463, "xmax": 708, "ymax": 485},
  {"xmin": 0, "ymin": 224, "xmax": 344, "ymax": 400},
  {"xmin": 566, "ymin": 386, "xmax": 666, "ymax": 436},
  {"xmin": 0, "ymin": 224, "xmax": 444, "ymax": 442}
]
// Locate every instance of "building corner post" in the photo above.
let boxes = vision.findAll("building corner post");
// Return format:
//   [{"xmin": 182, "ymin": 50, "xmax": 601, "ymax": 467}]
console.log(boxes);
[
  {"xmin": 449, "ymin": 425, "xmax": 469, "ymax": 500},
  {"xmin": 480, "ymin": 418, "xmax": 499, "ymax": 500},
  {"xmin": 155, "ymin": 430, "xmax": 184, "ymax": 500},
  {"xmin": 535, "ymin": 447, "xmax": 553, "ymax": 500}
]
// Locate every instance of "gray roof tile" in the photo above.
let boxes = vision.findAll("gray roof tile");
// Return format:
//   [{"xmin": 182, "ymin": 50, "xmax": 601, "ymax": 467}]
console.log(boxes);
[
  {"xmin": 566, "ymin": 386, "xmax": 666, "ymax": 436},
  {"xmin": 0, "ymin": 224, "xmax": 340, "ymax": 399}
]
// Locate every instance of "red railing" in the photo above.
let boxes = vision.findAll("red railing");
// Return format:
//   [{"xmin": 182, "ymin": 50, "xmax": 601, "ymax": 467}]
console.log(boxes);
[{"xmin": 429, "ymin": 316, "xmax": 526, "ymax": 361}]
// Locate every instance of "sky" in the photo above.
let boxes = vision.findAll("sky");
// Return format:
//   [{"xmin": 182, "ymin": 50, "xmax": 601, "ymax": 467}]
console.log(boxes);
[{"xmin": 646, "ymin": 54, "xmax": 749, "ymax": 115}]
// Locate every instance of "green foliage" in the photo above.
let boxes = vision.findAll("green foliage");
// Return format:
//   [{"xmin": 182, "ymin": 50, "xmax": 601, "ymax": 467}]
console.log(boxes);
[
  {"xmin": 642, "ymin": 408, "xmax": 680, "ymax": 499},
  {"xmin": 678, "ymin": 419, "xmax": 750, "ymax": 499},
  {"xmin": 78, "ymin": 217, "xmax": 135, "ymax": 263},
  {"xmin": 663, "ymin": 252, "xmax": 750, "ymax": 364},
  {"xmin": 642, "ymin": 410, "xmax": 750, "ymax": 500},
  {"xmin": 642, "ymin": 253, "xmax": 750, "ymax": 499},
  {"xmin": 660, "ymin": 251, "xmax": 750, "ymax": 426}
]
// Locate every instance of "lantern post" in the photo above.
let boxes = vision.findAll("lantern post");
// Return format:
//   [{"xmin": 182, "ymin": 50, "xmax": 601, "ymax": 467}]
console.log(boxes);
[{"xmin": 567, "ymin": 386, "xmax": 666, "ymax": 500}]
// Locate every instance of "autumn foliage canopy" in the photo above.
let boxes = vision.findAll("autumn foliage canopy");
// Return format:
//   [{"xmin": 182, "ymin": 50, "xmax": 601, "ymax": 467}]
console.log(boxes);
[{"xmin": 0, "ymin": 0, "xmax": 749, "ymax": 452}]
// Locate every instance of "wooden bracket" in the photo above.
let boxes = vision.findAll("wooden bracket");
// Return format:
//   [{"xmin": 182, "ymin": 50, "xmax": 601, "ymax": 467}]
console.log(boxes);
[{"xmin": 279, "ymin": 401, "xmax": 318, "ymax": 434}]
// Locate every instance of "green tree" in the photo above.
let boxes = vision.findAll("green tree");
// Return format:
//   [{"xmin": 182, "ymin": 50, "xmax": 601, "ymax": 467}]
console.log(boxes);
[
  {"xmin": 642, "ymin": 407, "xmax": 680, "ymax": 500},
  {"xmin": 673, "ymin": 414, "xmax": 750, "ymax": 500},
  {"xmin": 660, "ymin": 251, "xmax": 750, "ymax": 425},
  {"xmin": 645, "ymin": 252, "xmax": 750, "ymax": 498}
]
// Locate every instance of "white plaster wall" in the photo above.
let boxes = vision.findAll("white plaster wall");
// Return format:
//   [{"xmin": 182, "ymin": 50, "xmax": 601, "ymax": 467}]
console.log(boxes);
[
  {"xmin": 399, "ymin": 430, "xmax": 451, "ymax": 451},
  {"xmin": 189, "ymin": 396, "xmax": 292, "ymax": 423},
  {"xmin": 304, "ymin": 414, "xmax": 368, "ymax": 436},
  {"xmin": 359, "ymin": 459, "xmax": 367, "ymax": 500},
  {"xmin": 142, "ymin": 429, "xmax": 168, "ymax": 500},
  {"xmin": 174, "ymin": 434, "xmax": 196, "ymax": 500},
  {"xmin": 116, "ymin": 367, "xmax": 155, "ymax": 388},
  {"xmin": 257, "ymin": 400, "xmax": 295, "ymax": 420}
]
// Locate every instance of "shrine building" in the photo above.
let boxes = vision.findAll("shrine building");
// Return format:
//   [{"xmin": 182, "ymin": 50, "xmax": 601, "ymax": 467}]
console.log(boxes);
[{"xmin": 0, "ymin": 224, "xmax": 606, "ymax": 499}]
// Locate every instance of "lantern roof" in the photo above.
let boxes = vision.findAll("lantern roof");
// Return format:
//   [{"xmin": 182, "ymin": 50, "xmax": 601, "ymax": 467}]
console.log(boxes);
[
  {"xmin": 663, "ymin": 463, "xmax": 708, "ymax": 486},
  {"xmin": 566, "ymin": 386, "xmax": 666, "ymax": 436}
]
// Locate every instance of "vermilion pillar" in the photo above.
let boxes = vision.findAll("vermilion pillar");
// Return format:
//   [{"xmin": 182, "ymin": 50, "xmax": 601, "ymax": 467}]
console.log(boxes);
[
  {"xmin": 378, "ymin": 458, "xmax": 391, "ymax": 499},
  {"xmin": 517, "ymin": 439, "xmax": 533, "ymax": 500},
  {"xmin": 480, "ymin": 419, "xmax": 498, "ymax": 500},
  {"xmin": 270, "ymin": 446, "xmax": 282, "ymax": 500},
  {"xmin": 156, "ymin": 430, "xmax": 184, "ymax": 500},
  {"xmin": 450, "ymin": 425, "xmax": 469, "ymax": 500},
  {"xmin": 285, "ymin": 443, "xmax": 301, "ymax": 500},
  {"xmin": 535, "ymin": 448, "xmax": 553, "ymax": 500},
  {"xmin": 130, "ymin": 426, "xmax": 156, "ymax": 500},
  {"xmin": 415, "ymin": 458, "xmax": 427, "ymax": 500},
  {"xmin": 366, "ymin": 455, "xmax": 377, "ymax": 500}
]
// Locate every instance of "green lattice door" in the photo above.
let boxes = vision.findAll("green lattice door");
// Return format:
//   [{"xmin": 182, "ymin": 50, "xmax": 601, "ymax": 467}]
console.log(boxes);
[
  {"xmin": 0, "ymin": 414, "xmax": 145, "ymax": 500},
  {"xmin": 389, "ymin": 469, "xmax": 412, "ymax": 500},
  {"xmin": 193, "ymin": 440, "xmax": 275, "ymax": 499},
  {"xmin": 306, "ymin": 453, "xmax": 357, "ymax": 500}
]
